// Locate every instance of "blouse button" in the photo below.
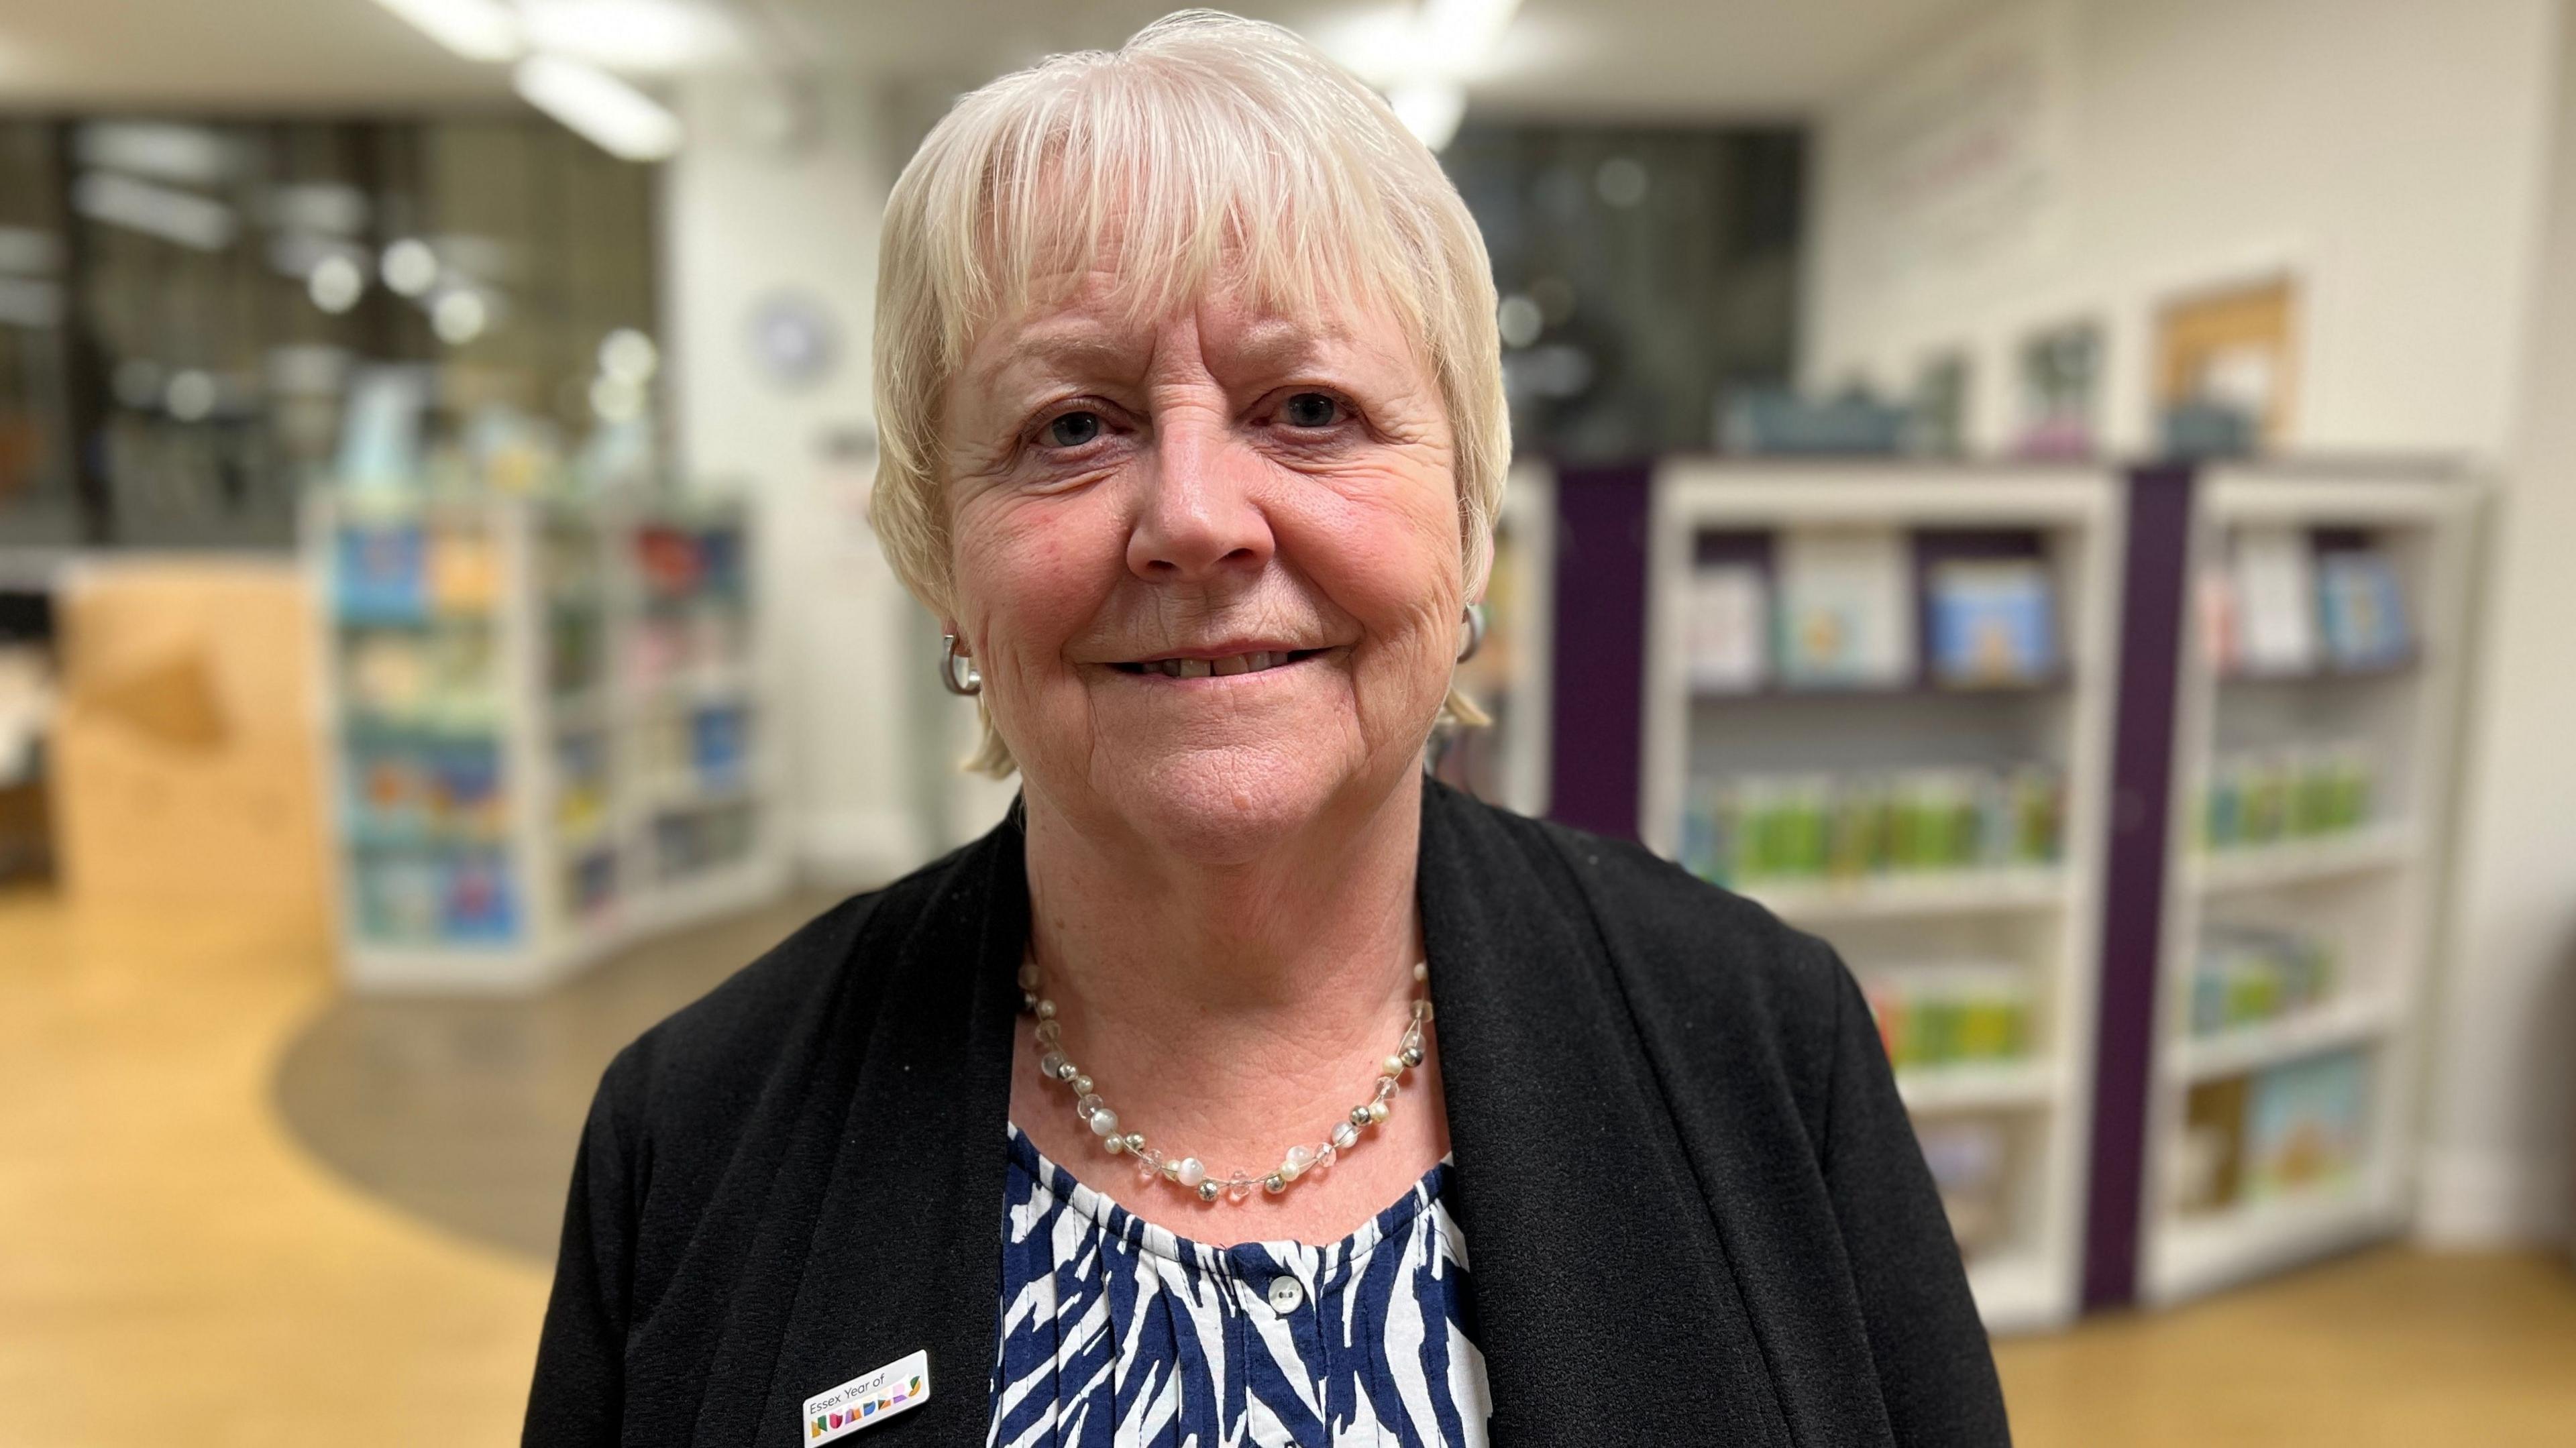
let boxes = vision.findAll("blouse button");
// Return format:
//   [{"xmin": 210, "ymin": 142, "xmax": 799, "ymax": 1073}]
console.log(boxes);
[{"xmin": 1264, "ymin": 1275, "xmax": 1305, "ymax": 1313}]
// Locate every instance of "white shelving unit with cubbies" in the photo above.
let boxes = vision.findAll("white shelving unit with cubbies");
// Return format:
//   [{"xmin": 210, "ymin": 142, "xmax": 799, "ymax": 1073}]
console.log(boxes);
[
  {"xmin": 2139, "ymin": 467, "xmax": 2475, "ymax": 1304},
  {"xmin": 1430, "ymin": 461, "xmax": 1554, "ymax": 816},
  {"xmin": 1639, "ymin": 462, "xmax": 2126, "ymax": 1335},
  {"xmin": 308, "ymin": 488, "xmax": 790, "ymax": 993}
]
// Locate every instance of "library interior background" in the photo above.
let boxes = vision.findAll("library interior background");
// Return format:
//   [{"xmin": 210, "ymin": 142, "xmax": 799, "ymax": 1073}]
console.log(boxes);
[{"xmin": 5, "ymin": 1, "xmax": 2576, "ymax": 1443}]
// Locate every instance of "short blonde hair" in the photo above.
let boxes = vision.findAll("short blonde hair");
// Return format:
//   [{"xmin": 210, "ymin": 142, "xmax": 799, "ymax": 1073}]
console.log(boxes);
[{"xmin": 870, "ymin": 8, "xmax": 1509, "ymax": 776}]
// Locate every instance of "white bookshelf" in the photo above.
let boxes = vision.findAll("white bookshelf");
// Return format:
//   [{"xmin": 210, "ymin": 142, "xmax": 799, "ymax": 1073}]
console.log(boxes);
[
  {"xmin": 2137, "ymin": 467, "xmax": 2475, "ymax": 1304},
  {"xmin": 1640, "ymin": 462, "xmax": 2125, "ymax": 1334},
  {"xmin": 307, "ymin": 488, "xmax": 791, "ymax": 993}
]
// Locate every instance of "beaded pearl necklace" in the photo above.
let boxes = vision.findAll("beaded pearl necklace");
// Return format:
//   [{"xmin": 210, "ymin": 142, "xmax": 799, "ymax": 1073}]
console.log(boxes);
[{"xmin": 1018, "ymin": 957, "xmax": 1434, "ymax": 1203}]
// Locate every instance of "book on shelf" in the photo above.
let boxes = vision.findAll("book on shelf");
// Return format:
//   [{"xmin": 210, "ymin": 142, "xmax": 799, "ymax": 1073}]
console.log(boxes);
[
  {"xmin": 2192, "ymin": 925, "xmax": 2338, "ymax": 1037},
  {"xmin": 427, "ymin": 526, "xmax": 500, "ymax": 613},
  {"xmin": 2200, "ymin": 745, "xmax": 2373, "ymax": 850},
  {"xmin": 2231, "ymin": 526, "xmax": 2318, "ymax": 675},
  {"xmin": 1682, "ymin": 764, "xmax": 2064, "ymax": 888},
  {"xmin": 1684, "ymin": 563, "xmax": 1768, "ymax": 693},
  {"xmin": 2177, "ymin": 1074, "xmax": 2251, "ymax": 1215},
  {"xmin": 1863, "ymin": 962, "xmax": 2035, "ymax": 1070},
  {"xmin": 569, "ymin": 848, "xmax": 617, "ymax": 916},
  {"xmin": 2315, "ymin": 550, "xmax": 2410, "ymax": 669},
  {"xmin": 1774, "ymin": 528, "xmax": 1915, "ymax": 687},
  {"xmin": 2197, "ymin": 566, "xmax": 2242, "ymax": 675},
  {"xmin": 1927, "ymin": 559, "xmax": 2057, "ymax": 687},
  {"xmin": 2243, "ymin": 1049, "xmax": 2369, "ymax": 1202},
  {"xmin": 335, "ymin": 524, "xmax": 429, "ymax": 623},
  {"xmin": 2174, "ymin": 1048, "xmax": 2369, "ymax": 1216},
  {"xmin": 353, "ymin": 849, "xmax": 521, "ymax": 946}
]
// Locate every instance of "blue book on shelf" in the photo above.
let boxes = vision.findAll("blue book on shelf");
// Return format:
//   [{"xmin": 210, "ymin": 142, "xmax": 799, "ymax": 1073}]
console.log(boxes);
[
  {"xmin": 335, "ymin": 525, "xmax": 427, "ymax": 624},
  {"xmin": 1928, "ymin": 561, "xmax": 2056, "ymax": 685},
  {"xmin": 2244, "ymin": 1049, "xmax": 2368, "ymax": 1201},
  {"xmin": 2316, "ymin": 551, "xmax": 2410, "ymax": 669}
]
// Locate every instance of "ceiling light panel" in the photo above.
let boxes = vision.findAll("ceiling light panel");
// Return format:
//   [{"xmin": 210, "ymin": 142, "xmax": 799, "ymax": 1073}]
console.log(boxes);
[
  {"xmin": 366, "ymin": 0, "xmax": 525, "ymax": 64},
  {"xmin": 517, "ymin": 0, "xmax": 739, "ymax": 74},
  {"xmin": 513, "ymin": 54, "xmax": 684, "ymax": 162}
]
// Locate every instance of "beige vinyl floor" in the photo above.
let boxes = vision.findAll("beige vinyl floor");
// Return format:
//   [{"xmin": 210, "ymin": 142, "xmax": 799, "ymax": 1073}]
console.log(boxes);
[{"xmin": 3, "ymin": 884, "xmax": 2572, "ymax": 1447}]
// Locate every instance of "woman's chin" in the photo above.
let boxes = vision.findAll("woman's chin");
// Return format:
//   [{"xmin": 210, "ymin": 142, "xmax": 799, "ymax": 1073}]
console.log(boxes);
[{"xmin": 1086, "ymin": 744, "xmax": 1361, "ymax": 865}]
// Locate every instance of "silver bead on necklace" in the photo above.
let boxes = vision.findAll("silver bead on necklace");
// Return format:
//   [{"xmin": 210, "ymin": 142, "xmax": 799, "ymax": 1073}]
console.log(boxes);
[{"xmin": 1018, "ymin": 956, "xmax": 1434, "ymax": 1204}]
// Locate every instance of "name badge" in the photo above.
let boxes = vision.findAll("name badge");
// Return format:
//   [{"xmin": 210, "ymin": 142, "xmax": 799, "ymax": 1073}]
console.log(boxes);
[{"xmin": 804, "ymin": 1350, "xmax": 930, "ymax": 1442}]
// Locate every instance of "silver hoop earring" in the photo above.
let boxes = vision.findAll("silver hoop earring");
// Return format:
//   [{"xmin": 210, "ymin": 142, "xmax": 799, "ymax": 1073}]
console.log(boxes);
[
  {"xmin": 939, "ymin": 632, "xmax": 983, "ymax": 696},
  {"xmin": 1456, "ymin": 604, "xmax": 1486, "ymax": 663}
]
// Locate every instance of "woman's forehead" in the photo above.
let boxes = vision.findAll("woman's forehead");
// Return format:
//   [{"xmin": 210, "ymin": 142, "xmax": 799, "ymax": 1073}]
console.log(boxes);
[{"xmin": 963, "ymin": 276, "xmax": 1392, "ymax": 387}]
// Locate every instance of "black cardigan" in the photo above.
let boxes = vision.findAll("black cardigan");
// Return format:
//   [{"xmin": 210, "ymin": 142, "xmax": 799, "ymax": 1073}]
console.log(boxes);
[{"xmin": 525, "ymin": 780, "xmax": 2010, "ymax": 1445}]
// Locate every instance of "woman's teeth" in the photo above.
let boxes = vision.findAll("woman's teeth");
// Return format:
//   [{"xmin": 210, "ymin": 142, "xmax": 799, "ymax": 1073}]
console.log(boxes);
[{"xmin": 1137, "ymin": 651, "xmax": 1292, "ymax": 678}]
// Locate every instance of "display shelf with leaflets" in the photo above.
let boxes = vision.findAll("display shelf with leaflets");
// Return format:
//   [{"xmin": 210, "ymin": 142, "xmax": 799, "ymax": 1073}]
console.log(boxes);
[
  {"xmin": 1640, "ymin": 462, "xmax": 2125, "ymax": 1333},
  {"xmin": 308, "ymin": 488, "xmax": 788, "ymax": 993},
  {"xmin": 2137, "ymin": 467, "xmax": 2475, "ymax": 1304},
  {"xmin": 1428, "ymin": 461, "xmax": 1554, "ymax": 816}
]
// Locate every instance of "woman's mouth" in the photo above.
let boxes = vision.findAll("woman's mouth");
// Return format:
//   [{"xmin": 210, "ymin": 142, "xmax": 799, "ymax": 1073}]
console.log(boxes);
[{"xmin": 1109, "ymin": 648, "xmax": 1327, "ymax": 679}]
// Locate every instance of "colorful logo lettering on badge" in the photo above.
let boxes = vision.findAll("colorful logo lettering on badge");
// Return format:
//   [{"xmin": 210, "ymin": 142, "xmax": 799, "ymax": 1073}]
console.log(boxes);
[{"xmin": 812, "ymin": 1416, "xmax": 826, "ymax": 1439}]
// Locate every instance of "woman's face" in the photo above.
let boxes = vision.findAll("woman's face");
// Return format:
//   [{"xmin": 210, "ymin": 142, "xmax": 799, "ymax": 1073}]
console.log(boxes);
[{"xmin": 941, "ymin": 275, "xmax": 1466, "ymax": 862}]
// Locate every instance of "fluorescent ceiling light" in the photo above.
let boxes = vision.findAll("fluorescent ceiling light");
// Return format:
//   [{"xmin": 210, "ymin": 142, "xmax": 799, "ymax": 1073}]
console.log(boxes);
[
  {"xmin": 1387, "ymin": 80, "xmax": 1467, "ymax": 152},
  {"xmin": 267, "ymin": 182, "xmax": 370, "ymax": 237},
  {"xmin": 514, "ymin": 54, "xmax": 683, "ymax": 162},
  {"xmin": 74, "ymin": 122, "xmax": 235, "ymax": 186},
  {"xmin": 72, "ymin": 172, "xmax": 238, "ymax": 252},
  {"xmin": 519, "ymin": 0, "xmax": 737, "ymax": 74},
  {"xmin": 368, "ymin": 0, "xmax": 523, "ymax": 64},
  {"xmin": 1415, "ymin": 0, "xmax": 1522, "ymax": 70},
  {"xmin": 1321, "ymin": 0, "xmax": 1524, "ymax": 83},
  {"xmin": 1320, "ymin": 1, "xmax": 1523, "ymax": 150}
]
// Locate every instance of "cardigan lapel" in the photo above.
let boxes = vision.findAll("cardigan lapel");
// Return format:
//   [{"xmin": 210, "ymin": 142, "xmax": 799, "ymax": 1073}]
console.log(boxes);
[
  {"xmin": 1419, "ymin": 781, "xmax": 1793, "ymax": 1446},
  {"xmin": 722, "ymin": 818, "xmax": 1028, "ymax": 1446}
]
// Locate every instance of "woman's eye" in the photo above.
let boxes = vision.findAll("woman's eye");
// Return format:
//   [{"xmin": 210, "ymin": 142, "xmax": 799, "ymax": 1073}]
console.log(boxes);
[
  {"xmin": 1043, "ymin": 411, "xmax": 1103, "ymax": 447},
  {"xmin": 1281, "ymin": 392, "xmax": 1341, "ymax": 428}
]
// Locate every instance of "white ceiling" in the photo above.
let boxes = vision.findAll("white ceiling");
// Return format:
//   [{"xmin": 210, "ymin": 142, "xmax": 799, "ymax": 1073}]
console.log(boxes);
[
  {"xmin": 0, "ymin": 0, "xmax": 1994, "ymax": 120},
  {"xmin": 0, "ymin": 0, "xmax": 512, "ymax": 111}
]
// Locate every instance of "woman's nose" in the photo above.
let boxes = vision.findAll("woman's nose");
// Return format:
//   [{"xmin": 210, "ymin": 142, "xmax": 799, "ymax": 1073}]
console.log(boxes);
[{"xmin": 1125, "ymin": 421, "xmax": 1276, "ymax": 583}]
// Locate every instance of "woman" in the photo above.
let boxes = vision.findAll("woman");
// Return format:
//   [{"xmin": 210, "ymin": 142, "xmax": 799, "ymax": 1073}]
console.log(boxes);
[{"xmin": 526, "ymin": 11, "xmax": 2007, "ymax": 1447}]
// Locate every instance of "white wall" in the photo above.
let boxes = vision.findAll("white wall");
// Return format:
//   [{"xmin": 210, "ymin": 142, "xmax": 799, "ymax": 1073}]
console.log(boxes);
[
  {"xmin": 2428, "ymin": 5, "xmax": 2576, "ymax": 1247},
  {"xmin": 1809, "ymin": 0, "xmax": 2576, "ymax": 1245},
  {"xmin": 660, "ymin": 73, "xmax": 930, "ymax": 886},
  {"xmin": 1807, "ymin": 0, "xmax": 2561, "ymax": 461}
]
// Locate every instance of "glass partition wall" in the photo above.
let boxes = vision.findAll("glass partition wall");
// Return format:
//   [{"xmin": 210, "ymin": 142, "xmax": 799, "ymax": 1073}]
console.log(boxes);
[{"xmin": 0, "ymin": 117, "xmax": 657, "ymax": 551}]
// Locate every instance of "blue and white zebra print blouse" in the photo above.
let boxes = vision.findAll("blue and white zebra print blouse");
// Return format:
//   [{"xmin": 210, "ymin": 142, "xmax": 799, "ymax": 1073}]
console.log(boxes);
[{"xmin": 987, "ymin": 1121, "xmax": 1491, "ymax": 1447}]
